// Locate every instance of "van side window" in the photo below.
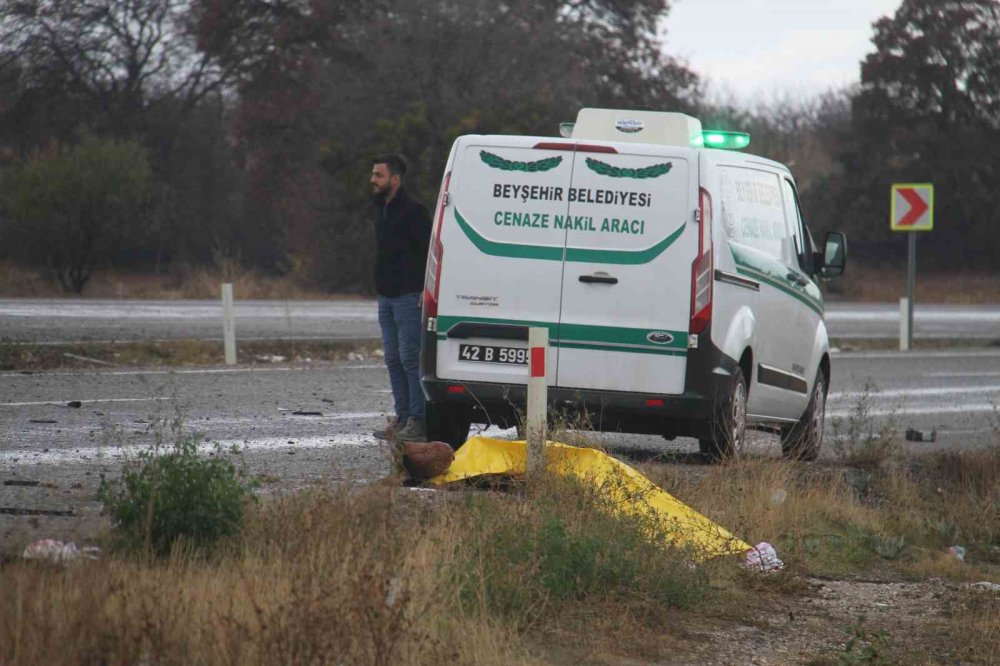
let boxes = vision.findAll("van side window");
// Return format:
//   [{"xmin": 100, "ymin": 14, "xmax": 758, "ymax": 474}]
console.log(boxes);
[
  {"xmin": 780, "ymin": 179, "xmax": 814, "ymax": 275},
  {"xmin": 718, "ymin": 166, "xmax": 788, "ymax": 262}
]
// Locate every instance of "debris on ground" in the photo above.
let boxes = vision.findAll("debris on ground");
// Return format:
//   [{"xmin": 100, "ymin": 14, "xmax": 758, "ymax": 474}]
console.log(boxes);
[
  {"xmin": 744, "ymin": 541, "xmax": 785, "ymax": 573},
  {"xmin": 61, "ymin": 352, "xmax": 116, "ymax": 366},
  {"xmin": 255, "ymin": 354, "xmax": 287, "ymax": 363},
  {"xmin": 905, "ymin": 427, "xmax": 937, "ymax": 442},
  {"xmin": 3, "ymin": 479, "xmax": 40, "ymax": 487},
  {"xmin": 23, "ymin": 539, "xmax": 100, "ymax": 563},
  {"xmin": 966, "ymin": 581, "xmax": 1000, "ymax": 593},
  {"xmin": 947, "ymin": 545, "xmax": 966, "ymax": 561},
  {"xmin": 1, "ymin": 507, "xmax": 75, "ymax": 517},
  {"xmin": 66, "ymin": 400, "xmax": 82, "ymax": 408}
]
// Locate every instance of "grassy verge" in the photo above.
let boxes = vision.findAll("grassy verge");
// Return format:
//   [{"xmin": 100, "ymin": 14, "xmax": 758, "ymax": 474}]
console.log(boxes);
[
  {"xmin": 1, "ymin": 472, "xmax": 726, "ymax": 665},
  {"xmin": 0, "ymin": 260, "xmax": 350, "ymax": 300},
  {"xmin": 0, "ymin": 338, "xmax": 381, "ymax": 371},
  {"xmin": 3, "ymin": 260, "xmax": 999, "ymax": 304},
  {"xmin": 3, "ymin": 439, "xmax": 998, "ymax": 664},
  {"xmin": 2, "ymin": 384, "xmax": 998, "ymax": 664},
  {"xmin": 823, "ymin": 265, "xmax": 1000, "ymax": 304}
]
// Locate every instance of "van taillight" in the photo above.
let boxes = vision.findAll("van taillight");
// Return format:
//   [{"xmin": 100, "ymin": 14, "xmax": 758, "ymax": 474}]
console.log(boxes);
[
  {"xmin": 424, "ymin": 171, "xmax": 451, "ymax": 317},
  {"xmin": 689, "ymin": 187, "xmax": 713, "ymax": 334}
]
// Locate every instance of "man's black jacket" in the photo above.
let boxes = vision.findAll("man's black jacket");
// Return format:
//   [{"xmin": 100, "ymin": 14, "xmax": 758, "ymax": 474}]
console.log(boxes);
[{"xmin": 375, "ymin": 187, "xmax": 432, "ymax": 297}]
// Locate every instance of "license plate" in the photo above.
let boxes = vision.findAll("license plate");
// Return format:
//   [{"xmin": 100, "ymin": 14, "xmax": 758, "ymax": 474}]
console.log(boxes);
[{"xmin": 458, "ymin": 344, "xmax": 527, "ymax": 365}]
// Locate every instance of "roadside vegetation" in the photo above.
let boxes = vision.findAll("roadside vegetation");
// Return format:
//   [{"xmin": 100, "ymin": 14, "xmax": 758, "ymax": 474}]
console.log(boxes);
[
  {"xmin": 1, "ymin": 395, "xmax": 998, "ymax": 665},
  {"xmin": 3, "ymin": 259, "xmax": 999, "ymax": 305}
]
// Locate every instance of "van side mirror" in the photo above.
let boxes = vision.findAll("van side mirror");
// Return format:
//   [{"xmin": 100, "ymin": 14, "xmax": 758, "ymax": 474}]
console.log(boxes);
[{"xmin": 818, "ymin": 231, "xmax": 847, "ymax": 278}]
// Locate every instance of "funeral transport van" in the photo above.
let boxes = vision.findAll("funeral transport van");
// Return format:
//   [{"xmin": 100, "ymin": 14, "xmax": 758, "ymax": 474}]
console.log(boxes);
[{"xmin": 419, "ymin": 108, "xmax": 847, "ymax": 459}]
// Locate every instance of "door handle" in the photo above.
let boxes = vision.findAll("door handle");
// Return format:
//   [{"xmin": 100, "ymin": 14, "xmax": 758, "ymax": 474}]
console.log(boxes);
[
  {"xmin": 785, "ymin": 272, "xmax": 806, "ymax": 286},
  {"xmin": 579, "ymin": 273, "xmax": 618, "ymax": 285}
]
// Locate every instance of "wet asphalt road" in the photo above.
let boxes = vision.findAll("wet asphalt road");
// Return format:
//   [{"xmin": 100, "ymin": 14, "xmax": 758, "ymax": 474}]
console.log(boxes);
[
  {"xmin": 2, "ymin": 299, "xmax": 999, "ymax": 343},
  {"xmin": 2, "ymin": 348, "xmax": 997, "ymax": 480},
  {"xmin": 2, "ymin": 347, "xmax": 997, "ymax": 548}
]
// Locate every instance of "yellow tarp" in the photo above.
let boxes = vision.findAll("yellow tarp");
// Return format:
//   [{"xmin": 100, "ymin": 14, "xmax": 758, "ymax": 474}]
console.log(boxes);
[{"xmin": 429, "ymin": 436, "xmax": 751, "ymax": 560}]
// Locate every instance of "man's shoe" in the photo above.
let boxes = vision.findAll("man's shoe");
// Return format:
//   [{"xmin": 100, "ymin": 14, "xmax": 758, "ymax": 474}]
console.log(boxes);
[
  {"xmin": 373, "ymin": 416, "xmax": 403, "ymax": 440},
  {"xmin": 395, "ymin": 417, "xmax": 427, "ymax": 442}
]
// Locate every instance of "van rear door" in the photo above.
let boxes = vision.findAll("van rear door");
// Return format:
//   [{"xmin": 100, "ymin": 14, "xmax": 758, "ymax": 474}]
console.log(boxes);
[
  {"xmin": 555, "ymin": 146, "xmax": 698, "ymax": 394},
  {"xmin": 433, "ymin": 136, "xmax": 571, "ymax": 385}
]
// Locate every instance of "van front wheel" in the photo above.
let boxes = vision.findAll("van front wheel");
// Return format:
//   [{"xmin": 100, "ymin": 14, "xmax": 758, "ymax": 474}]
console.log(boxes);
[
  {"xmin": 425, "ymin": 402, "xmax": 472, "ymax": 450},
  {"xmin": 699, "ymin": 366, "xmax": 747, "ymax": 462},
  {"xmin": 781, "ymin": 372, "xmax": 826, "ymax": 461}
]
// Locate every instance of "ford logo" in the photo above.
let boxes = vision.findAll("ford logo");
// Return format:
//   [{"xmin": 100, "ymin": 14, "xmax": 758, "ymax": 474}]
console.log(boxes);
[
  {"xmin": 615, "ymin": 119, "xmax": 644, "ymax": 134},
  {"xmin": 646, "ymin": 332, "xmax": 674, "ymax": 345}
]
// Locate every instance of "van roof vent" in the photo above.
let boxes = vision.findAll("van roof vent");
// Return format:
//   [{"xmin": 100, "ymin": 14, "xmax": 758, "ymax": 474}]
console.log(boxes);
[{"xmin": 569, "ymin": 108, "xmax": 702, "ymax": 147}]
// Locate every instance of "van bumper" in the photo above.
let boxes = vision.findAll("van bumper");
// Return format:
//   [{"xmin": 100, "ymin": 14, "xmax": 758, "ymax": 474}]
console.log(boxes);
[{"xmin": 420, "ymin": 334, "xmax": 739, "ymax": 440}]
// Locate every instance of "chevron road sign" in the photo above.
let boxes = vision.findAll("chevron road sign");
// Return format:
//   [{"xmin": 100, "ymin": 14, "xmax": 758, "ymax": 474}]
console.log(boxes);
[
  {"xmin": 891, "ymin": 183, "xmax": 934, "ymax": 231},
  {"xmin": 890, "ymin": 183, "xmax": 934, "ymax": 351}
]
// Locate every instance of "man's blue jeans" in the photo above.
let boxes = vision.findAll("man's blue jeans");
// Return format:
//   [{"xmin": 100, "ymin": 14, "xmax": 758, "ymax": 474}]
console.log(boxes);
[{"xmin": 378, "ymin": 292, "xmax": 425, "ymax": 421}]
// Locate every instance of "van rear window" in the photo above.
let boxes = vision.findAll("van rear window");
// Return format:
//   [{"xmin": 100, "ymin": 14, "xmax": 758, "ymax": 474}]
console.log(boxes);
[{"xmin": 718, "ymin": 167, "xmax": 792, "ymax": 262}]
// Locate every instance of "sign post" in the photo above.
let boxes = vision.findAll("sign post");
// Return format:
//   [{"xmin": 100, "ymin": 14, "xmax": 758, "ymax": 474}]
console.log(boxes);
[
  {"xmin": 890, "ymin": 184, "xmax": 934, "ymax": 351},
  {"xmin": 222, "ymin": 283, "xmax": 237, "ymax": 365},
  {"xmin": 526, "ymin": 327, "xmax": 548, "ymax": 478}
]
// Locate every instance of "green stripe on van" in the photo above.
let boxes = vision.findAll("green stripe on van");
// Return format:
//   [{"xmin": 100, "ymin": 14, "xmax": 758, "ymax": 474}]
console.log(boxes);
[
  {"xmin": 729, "ymin": 246, "xmax": 824, "ymax": 316},
  {"xmin": 454, "ymin": 209, "xmax": 687, "ymax": 265},
  {"xmin": 555, "ymin": 342, "xmax": 687, "ymax": 357},
  {"xmin": 436, "ymin": 315, "xmax": 689, "ymax": 352},
  {"xmin": 438, "ymin": 333, "xmax": 688, "ymax": 357}
]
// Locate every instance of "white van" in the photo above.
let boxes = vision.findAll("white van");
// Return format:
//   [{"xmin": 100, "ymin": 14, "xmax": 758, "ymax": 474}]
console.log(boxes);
[{"xmin": 419, "ymin": 108, "xmax": 847, "ymax": 459}]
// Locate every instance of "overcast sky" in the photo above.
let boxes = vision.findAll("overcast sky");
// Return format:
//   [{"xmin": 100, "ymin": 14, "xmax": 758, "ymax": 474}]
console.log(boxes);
[{"xmin": 665, "ymin": 0, "xmax": 903, "ymax": 103}]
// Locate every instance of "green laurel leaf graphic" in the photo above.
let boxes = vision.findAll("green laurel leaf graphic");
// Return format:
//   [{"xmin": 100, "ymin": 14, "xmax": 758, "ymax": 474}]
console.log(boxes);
[
  {"xmin": 480, "ymin": 151, "xmax": 563, "ymax": 172},
  {"xmin": 585, "ymin": 157, "xmax": 673, "ymax": 179}
]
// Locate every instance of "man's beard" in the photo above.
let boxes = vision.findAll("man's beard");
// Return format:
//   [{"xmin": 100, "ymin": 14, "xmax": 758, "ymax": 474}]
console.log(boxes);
[{"xmin": 371, "ymin": 185, "xmax": 390, "ymax": 205}]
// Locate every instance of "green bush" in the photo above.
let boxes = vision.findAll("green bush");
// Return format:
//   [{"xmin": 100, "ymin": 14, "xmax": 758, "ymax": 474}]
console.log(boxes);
[
  {"xmin": 100, "ymin": 437, "xmax": 254, "ymax": 556},
  {"xmin": 455, "ymin": 477, "xmax": 707, "ymax": 625},
  {"xmin": 0, "ymin": 134, "xmax": 150, "ymax": 294}
]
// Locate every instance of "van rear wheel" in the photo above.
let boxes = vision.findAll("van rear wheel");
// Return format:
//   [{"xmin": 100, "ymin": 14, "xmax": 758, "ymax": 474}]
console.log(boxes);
[
  {"xmin": 781, "ymin": 372, "xmax": 826, "ymax": 461},
  {"xmin": 425, "ymin": 402, "xmax": 471, "ymax": 450},
  {"xmin": 699, "ymin": 366, "xmax": 748, "ymax": 462}
]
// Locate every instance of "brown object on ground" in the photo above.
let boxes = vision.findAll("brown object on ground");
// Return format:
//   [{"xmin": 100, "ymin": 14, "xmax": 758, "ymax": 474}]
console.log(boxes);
[{"xmin": 401, "ymin": 441, "xmax": 455, "ymax": 480}]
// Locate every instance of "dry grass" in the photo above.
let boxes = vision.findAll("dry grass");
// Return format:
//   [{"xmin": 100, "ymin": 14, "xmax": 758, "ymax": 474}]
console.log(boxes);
[
  {"xmin": 637, "ymin": 442, "xmax": 1000, "ymax": 580},
  {"xmin": 823, "ymin": 264, "xmax": 1000, "ymax": 303},
  {"xmin": 2, "ymin": 428, "xmax": 998, "ymax": 664},
  {"xmin": 0, "ymin": 487, "xmax": 526, "ymax": 665},
  {"xmin": 0, "ymin": 474, "xmax": 721, "ymax": 666},
  {"xmin": 933, "ymin": 590, "xmax": 1000, "ymax": 665},
  {"xmin": 0, "ymin": 260, "xmax": 353, "ymax": 300},
  {"xmin": 3, "ymin": 260, "xmax": 999, "ymax": 303},
  {"xmin": 0, "ymin": 339, "xmax": 383, "ymax": 371}
]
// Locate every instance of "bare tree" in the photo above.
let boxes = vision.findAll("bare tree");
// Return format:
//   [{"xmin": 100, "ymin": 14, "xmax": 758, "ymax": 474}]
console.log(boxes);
[{"xmin": 0, "ymin": 1, "xmax": 247, "ymax": 136}]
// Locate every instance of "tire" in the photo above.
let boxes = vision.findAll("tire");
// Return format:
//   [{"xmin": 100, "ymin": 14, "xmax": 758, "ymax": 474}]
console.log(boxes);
[
  {"xmin": 699, "ymin": 366, "xmax": 748, "ymax": 462},
  {"xmin": 781, "ymin": 371, "xmax": 826, "ymax": 461},
  {"xmin": 425, "ymin": 402, "xmax": 472, "ymax": 449}
]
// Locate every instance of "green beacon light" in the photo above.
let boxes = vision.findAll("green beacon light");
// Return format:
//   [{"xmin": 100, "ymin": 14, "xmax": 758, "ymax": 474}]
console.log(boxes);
[{"xmin": 696, "ymin": 130, "xmax": 751, "ymax": 150}]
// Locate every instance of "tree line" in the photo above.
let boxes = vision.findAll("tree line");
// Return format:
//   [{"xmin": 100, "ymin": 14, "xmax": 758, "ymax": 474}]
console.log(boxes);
[{"xmin": 0, "ymin": 0, "xmax": 997, "ymax": 294}]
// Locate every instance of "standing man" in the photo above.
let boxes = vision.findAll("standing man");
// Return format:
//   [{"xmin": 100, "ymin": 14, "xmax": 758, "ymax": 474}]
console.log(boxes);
[{"xmin": 370, "ymin": 154, "xmax": 432, "ymax": 441}]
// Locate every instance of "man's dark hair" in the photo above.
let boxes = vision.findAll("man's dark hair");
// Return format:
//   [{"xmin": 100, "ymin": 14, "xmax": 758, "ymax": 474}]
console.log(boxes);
[{"xmin": 373, "ymin": 153, "xmax": 408, "ymax": 179}]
